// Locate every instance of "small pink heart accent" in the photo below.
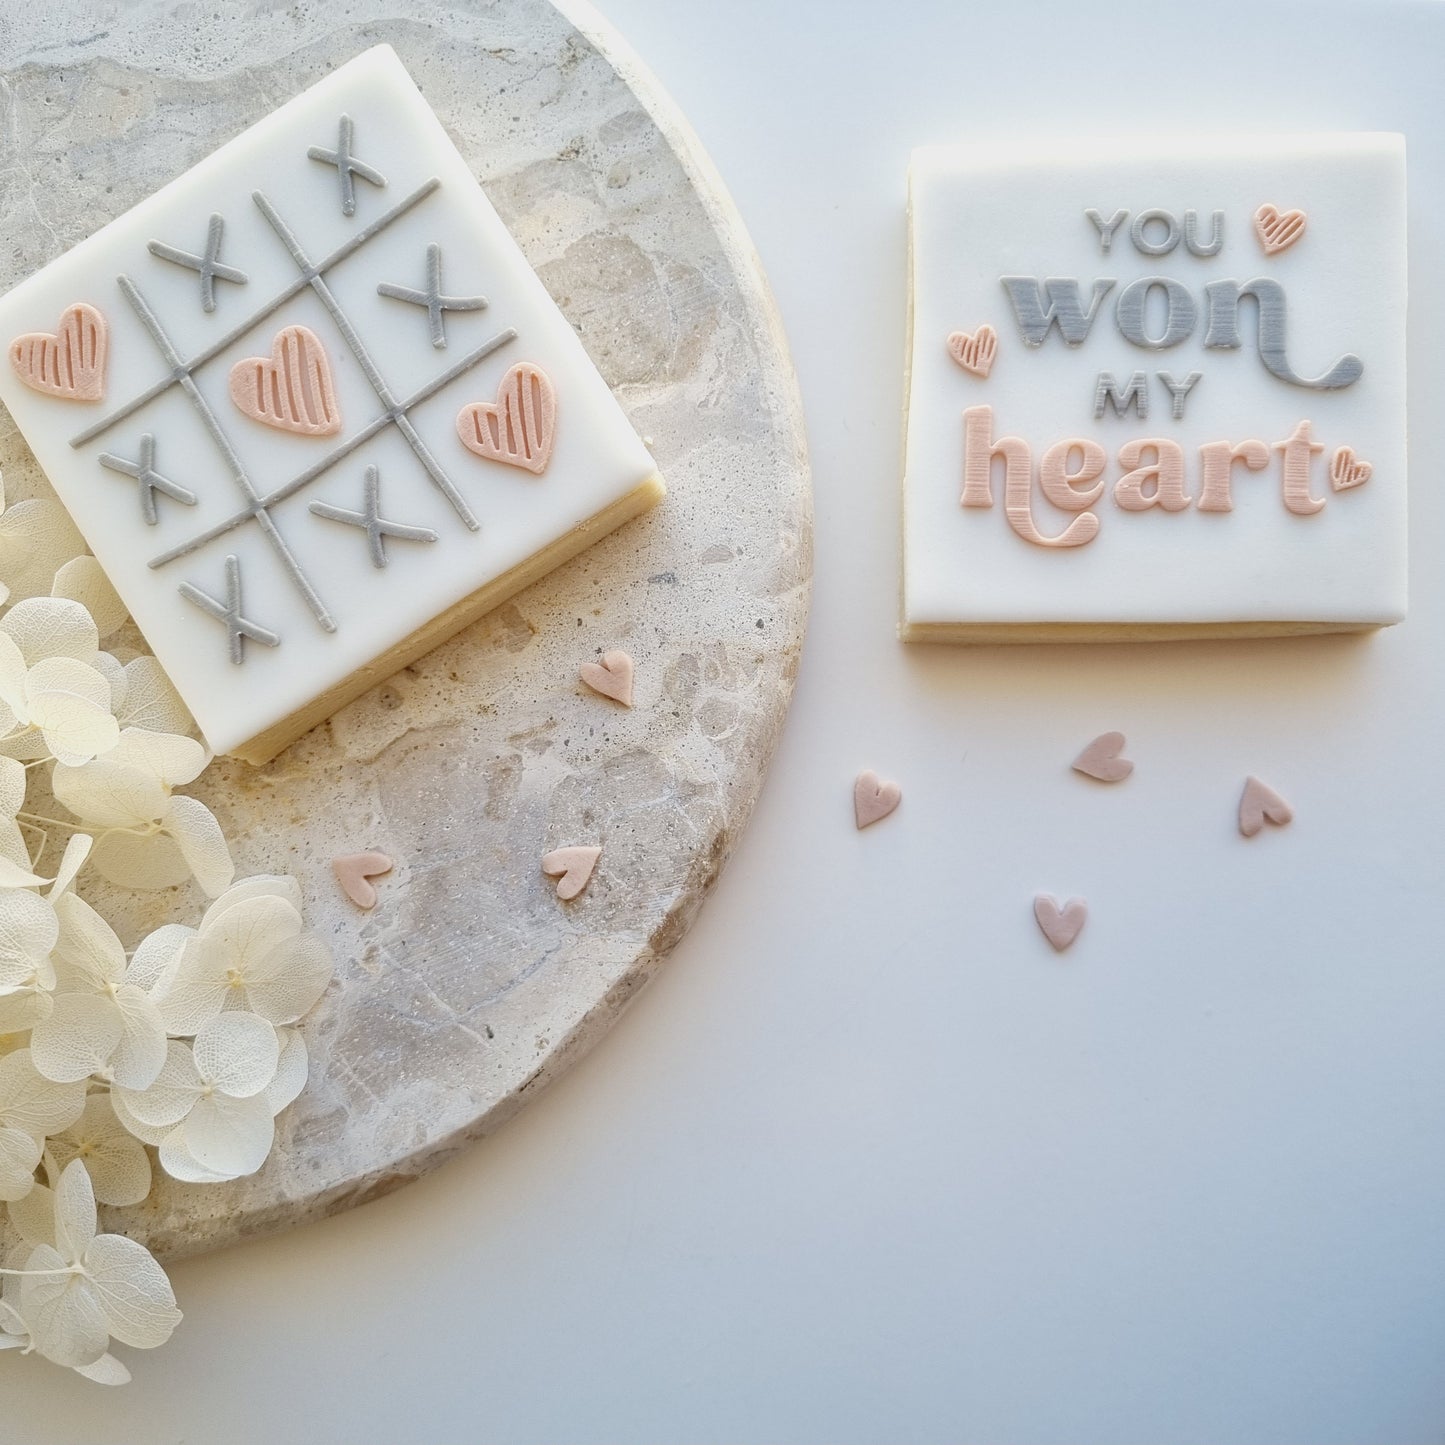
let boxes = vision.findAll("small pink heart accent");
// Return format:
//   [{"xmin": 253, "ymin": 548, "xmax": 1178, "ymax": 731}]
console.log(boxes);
[
  {"xmin": 542, "ymin": 845, "xmax": 601, "ymax": 901},
  {"xmin": 9, "ymin": 303, "xmax": 107, "ymax": 402},
  {"xmin": 946, "ymin": 324, "xmax": 997, "ymax": 379},
  {"xmin": 1034, "ymin": 895, "xmax": 1087, "ymax": 953},
  {"xmin": 1254, "ymin": 204, "xmax": 1307, "ymax": 256},
  {"xmin": 457, "ymin": 362, "xmax": 556, "ymax": 474},
  {"xmin": 854, "ymin": 770, "xmax": 901, "ymax": 830},
  {"xmin": 1072, "ymin": 731, "xmax": 1133, "ymax": 784},
  {"xmin": 1238, "ymin": 777, "xmax": 1293, "ymax": 838},
  {"xmin": 1329, "ymin": 446, "xmax": 1372, "ymax": 491},
  {"xmin": 332, "ymin": 850, "xmax": 393, "ymax": 910},
  {"xmin": 580, "ymin": 650, "xmax": 634, "ymax": 707},
  {"xmin": 230, "ymin": 325, "xmax": 341, "ymax": 436}
]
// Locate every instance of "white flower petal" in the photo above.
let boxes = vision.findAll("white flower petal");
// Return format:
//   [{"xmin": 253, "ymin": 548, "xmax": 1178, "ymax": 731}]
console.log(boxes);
[
  {"xmin": 0, "ymin": 632, "xmax": 27, "ymax": 720},
  {"xmin": 164, "ymin": 794, "xmax": 233, "ymax": 898},
  {"xmin": 0, "ymin": 1125, "xmax": 40, "ymax": 1202},
  {"xmin": 107, "ymin": 1088, "xmax": 170, "ymax": 1148},
  {"xmin": 89, "ymin": 828, "xmax": 192, "ymax": 892},
  {"xmin": 82, "ymin": 1232, "xmax": 181, "ymax": 1350},
  {"xmin": 28, "ymin": 994, "xmax": 124, "ymax": 1084},
  {"xmin": 158, "ymin": 1125, "xmax": 233, "ymax": 1184},
  {"xmin": 150, "ymin": 937, "xmax": 228, "ymax": 1036},
  {"xmin": 0, "ymin": 856, "xmax": 48, "ymax": 889},
  {"xmin": 53, "ymin": 892, "xmax": 126, "ymax": 990},
  {"xmin": 52, "ymin": 1159, "xmax": 97, "ymax": 1261},
  {"xmin": 20, "ymin": 1243, "xmax": 110, "ymax": 1368},
  {"xmin": 241, "ymin": 932, "xmax": 333, "ymax": 1028},
  {"xmin": 117, "ymin": 660, "xmax": 192, "ymax": 736},
  {"xmin": 0, "ymin": 498, "xmax": 86, "ymax": 602},
  {"xmin": 30, "ymin": 687, "xmax": 120, "ymax": 767},
  {"xmin": 7, "ymin": 1181, "xmax": 54, "ymax": 1246},
  {"xmin": 112, "ymin": 1041, "xmax": 200, "ymax": 1129},
  {"xmin": 196, "ymin": 893, "xmax": 302, "ymax": 977},
  {"xmin": 0, "ymin": 755, "xmax": 25, "ymax": 818},
  {"xmin": 108, "ymin": 727, "xmax": 206, "ymax": 787},
  {"xmin": 193, "ymin": 1012, "xmax": 279, "ymax": 1098},
  {"xmin": 0, "ymin": 596, "xmax": 99, "ymax": 667},
  {"xmin": 0, "ymin": 1050, "xmax": 86, "ymax": 1137},
  {"xmin": 200, "ymin": 875, "xmax": 305, "ymax": 932},
  {"xmin": 53, "ymin": 757, "xmax": 166, "ymax": 829},
  {"xmin": 0, "ymin": 985, "xmax": 52, "ymax": 1034},
  {"xmin": 183, "ymin": 1090, "xmax": 274, "ymax": 1177},
  {"xmin": 47, "ymin": 832, "xmax": 93, "ymax": 902},
  {"xmin": 0, "ymin": 888, "xmax": 58, "ymax": 983},
  {"xmin": 51, "ymin": 557, "xmax": 128, "ymax": 639},
  {"xmin": 49, "ymin": 1098, "xmax": 152, "ymax": 1209},
  {"xmin": 25, "ymin": 656, "xmax": 111, "ymax": 712},
  {"xmin": 266, "ymin": 1028, "xmax": 309, "ymax": 1116},
  {"xmin": 73, "ymin": 1351, "xmax": 131, "ymax": 1385},
  {"xmin": 92, "ymin": 650, "xmax": 128, "ymax": 713},
  {"xmin": 126, "ymin": 922, "xmax": 194, "ymax": 995},
  {"xmin": 109, "ymin": 986, "xmax": 168, "ymax": 1092}
]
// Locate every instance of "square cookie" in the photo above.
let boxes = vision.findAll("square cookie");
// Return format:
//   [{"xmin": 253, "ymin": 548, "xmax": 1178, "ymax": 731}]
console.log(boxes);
[
  {"xmin": 902, "ymin": 133, "xmax": 1406, "ymax": 642},
  {"xmin": 0, "ymin": 45, "xmax": 663, "ymax": 761}
]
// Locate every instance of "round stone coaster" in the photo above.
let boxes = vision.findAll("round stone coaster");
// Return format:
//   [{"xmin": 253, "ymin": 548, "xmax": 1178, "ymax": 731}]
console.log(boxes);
[{"xmin": 0, "ymin": 0, "xmax": 810, "ymax": 1259}]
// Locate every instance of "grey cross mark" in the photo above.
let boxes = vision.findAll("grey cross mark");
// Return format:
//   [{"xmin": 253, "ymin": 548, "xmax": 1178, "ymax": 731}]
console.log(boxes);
[
  {"xmin": 377, "ymin": 243, "xmax": 487, "ymax": 348},
  {"xmin": 97, "ymin": 432, "xmax": 198, "ymax": 525},
  {"xmin": 309, "ymin": 464, "xmax": 439, "ymax": 569},
  {"xmin": 148, "ymin": 214, "xmax": 249, "ymax": 312},
  {"xmin": 307, "ymin": 115, "xmax": 386, "ymax": 217},
  {"xmin": 178, "ymin": 554, "xmax": 280, "ymax": 664}
]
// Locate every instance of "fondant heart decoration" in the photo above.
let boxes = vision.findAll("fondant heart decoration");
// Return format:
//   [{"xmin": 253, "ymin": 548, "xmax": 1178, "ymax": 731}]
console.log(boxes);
[
  {"xmin": 1329, "ymin": 445, "xmax": 1372, "ymax": 491},
  {"xmin": 1238, "ymin": 776, "xmax": 1293, "ymax": 838},
  {"xmin": 946, "ymin": 324, "xmax": 997, "ymax": 379},
  {"xmin": 9, "ymin": 302, "xmax": 108, "ymax": 402},
  {"xmin": 229, "ymin": 325, "xmax": 341, "ymax": 436},
  {"xmin": 456, "ymin": 362, "xmax": 556, "ymax": 474},
  {"xmin": 332, "ymin": 850, "xmax": 393, "ymax": 910},
  {"xmin": 854, "ymin": 770, "xmax": 901, "ymax": 830},
  {"xmin": 1072, "ymin": 731, "xmax": 1133, "ymax": 784},
  {"xmin": 580, "ymin": 650, "xmax": 634, "ymax": 707},
  {"xmin": 1034, "ymin": 895, "xmax": 1087, "ymax": 953},
  {"xmin": 1253, "ymin": 204, "xmax": 1307, "ymax": 256},
  {"xmin": 542, "ymin": 845, "xmax": 601, "ymax": 901}
]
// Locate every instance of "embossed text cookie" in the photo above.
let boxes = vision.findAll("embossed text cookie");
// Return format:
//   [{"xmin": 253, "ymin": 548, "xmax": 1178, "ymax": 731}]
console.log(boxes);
[
  {"xmin": 0, "ymin": 46, "xmax": 664, "ymax": 762},
  {"xmin": 901, "ymin": 134, "xmax": 1406, "ymax": 642}
]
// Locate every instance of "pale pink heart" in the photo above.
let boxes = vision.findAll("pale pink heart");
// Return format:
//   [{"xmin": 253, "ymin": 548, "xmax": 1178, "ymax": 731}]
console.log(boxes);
[
  {"xmin": 1072, "ymin": 731, "xmax": 1134, "ymax": 784},
  {"xmin": 332, "ymin": 850, "xmax": 393, "ymax": 910},
  {"xmin": 854, "ymin": 770, "xmax": 901, "ymax": 830},
  {"xmin": 1034, "ymin": 895, "xmax": 1087, "ymax": 953},
  {"xmin": 9, "ymin": 302, "xmax": 108, "ymax": 402},
  {"xmin": 946, "ymin": 324, "xmax": 997, "ymax": 379},
  {"xmin": 542, "ymin": 845, "xmax": 601, "ymax": 901},
  {"xmin": 1238, "ymin": 777, "xmax": 1293, "ymax": 838},
  {"xmin": 230, "ymin": 325, "xmax": 341, "ymax": 436},
  {"xmin": 456, "ymin": 362, "xmax": 556, "ymax": 474},
  {"xmin": 1329, "ymin": 446, "xmax": 1372, "ymax": 491},
  {"xmin": 1253, "ymin": 203, "xmax": 1307, "ymax": 256},
  {"xmin": 580, "ymin": 650, "xmax": 634, "ymax": 707}
]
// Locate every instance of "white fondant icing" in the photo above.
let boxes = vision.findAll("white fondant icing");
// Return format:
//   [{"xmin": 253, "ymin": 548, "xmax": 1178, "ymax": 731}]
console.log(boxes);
[
  {"xmin": 0, "ymin": 45, "xmax": 659, "ymax": 754},
  {"xmin": 902, "ymin": 133, "xmax": 1407, "ymax": 636}
]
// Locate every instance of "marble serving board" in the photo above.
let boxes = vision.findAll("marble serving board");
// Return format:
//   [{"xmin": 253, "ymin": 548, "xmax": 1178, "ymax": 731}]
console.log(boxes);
[{"xmin": 0, "ymin": 0, "xmax": 811, "ymax": 1260}]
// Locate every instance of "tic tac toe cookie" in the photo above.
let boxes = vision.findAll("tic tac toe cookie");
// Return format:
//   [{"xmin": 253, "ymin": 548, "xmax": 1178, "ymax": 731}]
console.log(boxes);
[
  {"xmin": 901, "ymin": 134, "xmax": 1406, "ymax": 642},
  {"xmin": 0, "ymin": 45, "xmax": 664, "ymax": 762}
]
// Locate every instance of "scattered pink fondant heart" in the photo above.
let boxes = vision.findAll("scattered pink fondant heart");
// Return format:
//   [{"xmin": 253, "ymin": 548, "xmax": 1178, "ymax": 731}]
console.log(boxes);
[
  {"xmin": 9, "ymin": 302, "xmax": 107, "ymax": 402},
  {"xmin": 580, "ymin": 650, "xmax": 634, "ymax": 707},
  {"xmin": 1238, "ymin": 777, "xmax": 1293, "ymax": 838},
  {"xmin": 1253, "ymin": 203, "xmax": 1307, "ymax": 256},
  {"xmin": 1330, "ymin": 446, "xmax": 1372, "ymax": 491},
  {"xmin": 1034, "ymin": 895, "xmax": 1087, "ymax": 953},
  {"xmin": 854, "ymin": 771, "xmax": 901, "ymax": 830},
  {"xmin": 332, "ymin": 850, "xmax": 393, "ymax": 910},
  {"xmin": 1072, "ymin": 731, "xmax": 1133, "ymax": 784},
  {"xmin": 542, "ymin": 845, "xmax": 601, "ymax": 901},
  {"xmin": 946, "ymin": 324, "xmax": 997, "ymax": 379}
]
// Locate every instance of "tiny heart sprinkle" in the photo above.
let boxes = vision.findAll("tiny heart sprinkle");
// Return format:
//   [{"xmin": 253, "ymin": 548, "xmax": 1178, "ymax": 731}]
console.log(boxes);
[
  {"xmin": 946, "ymin": 324, "xmax": 998, "ymax": 379},
  {"xmin": 854, "ymin": 770, "xmax": 901, "ymax": 830},
  {"xmin": 332, "ymin": 850, "xmax": 393, "ymax": 910},
  {"xmin": 1253, "ymin": 203, "xmax": 1307, "ymax": 256},
  {"xmin": 1072, "ymin": 731, "xmax": 1133, "ymax": 784},
  {"xmin": 1034, "ymin": 895, "xmax": 1087, "ymax": 953},
  {"xmin": 1238, "ymin": 777, "xmax": 1293, "ymax": 838},
  {"xmin": 580, "ymin": 650, "xmax": 634, "ymax": 707},
  {"xmin": 1330, "ymin": 446, "xmax": 1372, "ymax": 491},
  {"xmin": 542, "ymin": 845, "xmax": 601, "ymax": 901}
]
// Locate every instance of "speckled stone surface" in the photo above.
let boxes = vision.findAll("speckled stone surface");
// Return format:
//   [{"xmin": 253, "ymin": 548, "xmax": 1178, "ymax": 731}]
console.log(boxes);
[{"xmin": 0, "ymin": 0, "xmax": 811, "ymax": 1260}]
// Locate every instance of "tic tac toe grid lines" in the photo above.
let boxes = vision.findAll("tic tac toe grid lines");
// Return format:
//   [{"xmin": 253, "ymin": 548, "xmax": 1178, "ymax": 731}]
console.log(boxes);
[{"xmin": 69, "ymin": 126, "xmax": 518, "ymax": 652}]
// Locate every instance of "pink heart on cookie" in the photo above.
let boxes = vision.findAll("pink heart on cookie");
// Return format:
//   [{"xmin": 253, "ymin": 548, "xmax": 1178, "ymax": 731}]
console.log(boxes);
[{"xmin": 946, "ymin": 325, "xmax": 997, "ymax": 379}]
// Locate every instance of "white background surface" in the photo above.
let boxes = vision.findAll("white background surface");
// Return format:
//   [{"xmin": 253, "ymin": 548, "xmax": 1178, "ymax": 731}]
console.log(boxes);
[{"xmin": 5, "ymin": 1, "xmax": 1445, "ymax": 1441}]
